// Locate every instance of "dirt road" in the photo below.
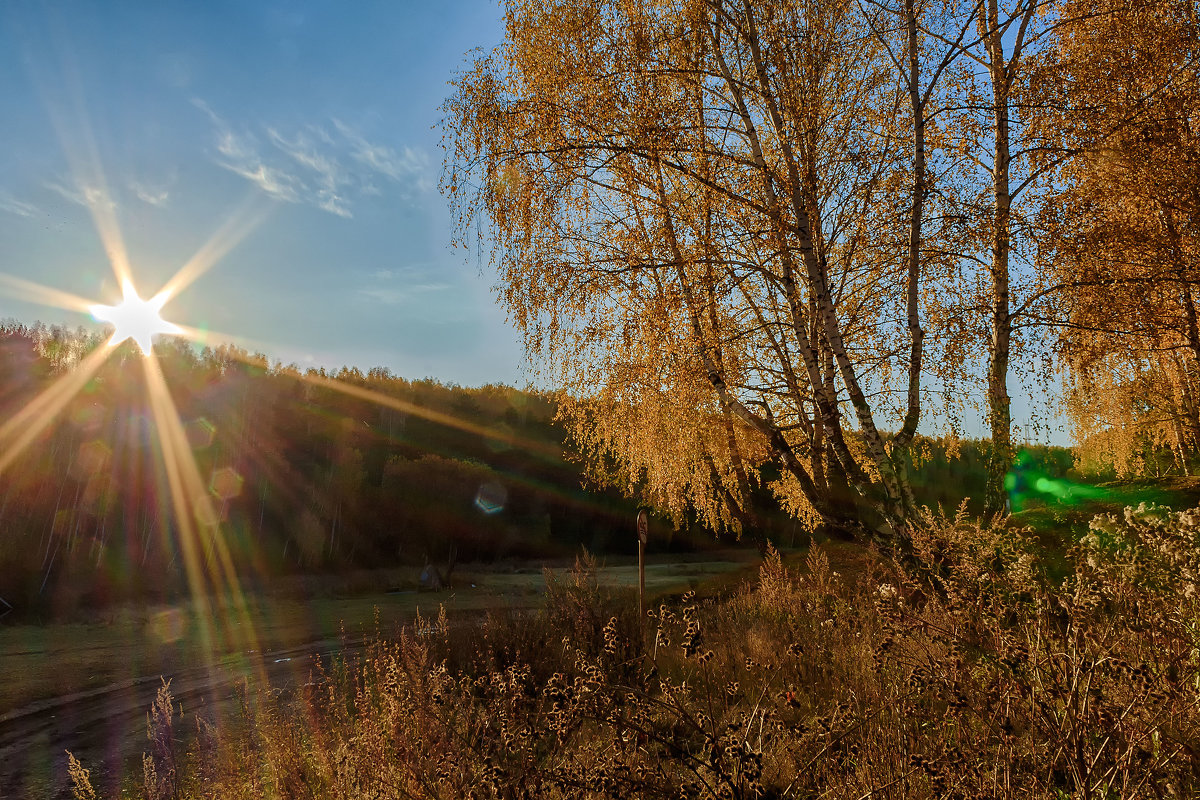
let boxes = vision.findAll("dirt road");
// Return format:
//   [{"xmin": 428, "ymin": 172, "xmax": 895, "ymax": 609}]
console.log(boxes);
[
  {"xmin": 0, "ymin": 555, "xmax": 760, "ymax": 798},
  {"xmin": 0, "ymin": 637, "xmax": 362, "ymax": 800}
]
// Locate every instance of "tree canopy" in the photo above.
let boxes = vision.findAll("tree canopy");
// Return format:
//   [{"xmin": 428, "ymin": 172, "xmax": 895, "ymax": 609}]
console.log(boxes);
[
  {"xmin": 1043, "ymin": 0, "xmax": 1200, "ymax": 475},
  {"xmin": 445, "ymin": 0, "xmax": 971, "ymax": 545},
  {"xmin": 445, "ymin": 0, "xmax": 1200, "ymax": 538}
]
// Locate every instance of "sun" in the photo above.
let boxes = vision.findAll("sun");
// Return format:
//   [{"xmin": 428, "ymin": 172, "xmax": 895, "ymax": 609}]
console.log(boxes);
[{"xmin": 90, "ymin": 279, "xmax": 182, "ymax": 356}]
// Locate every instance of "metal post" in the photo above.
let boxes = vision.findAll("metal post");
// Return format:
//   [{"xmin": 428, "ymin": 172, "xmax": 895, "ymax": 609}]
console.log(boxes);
[{"xmin": 636, "ymin": 509, "xmax": 648, "ymax": 622}]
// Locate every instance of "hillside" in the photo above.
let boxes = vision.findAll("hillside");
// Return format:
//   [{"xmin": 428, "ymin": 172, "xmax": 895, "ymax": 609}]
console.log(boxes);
[{"xmin": 0, "ymin": 322, "xmax": 1092, "ymax": 617}]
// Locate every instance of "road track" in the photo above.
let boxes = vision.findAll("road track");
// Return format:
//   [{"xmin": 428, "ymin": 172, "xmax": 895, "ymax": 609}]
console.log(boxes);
[{"xmin": 0, "ymin": 636, "xmax": 367, "ymax": 800}]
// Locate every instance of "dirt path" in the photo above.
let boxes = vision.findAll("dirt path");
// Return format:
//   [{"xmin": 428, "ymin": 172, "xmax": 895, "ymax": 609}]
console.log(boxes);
[
  {"xmin": 0, "ymin": 637, "xmax": 363, "ymax": 800},
  {"xmin": 0, "ymin": 555, "xmax": 762, "ymax": 798}
]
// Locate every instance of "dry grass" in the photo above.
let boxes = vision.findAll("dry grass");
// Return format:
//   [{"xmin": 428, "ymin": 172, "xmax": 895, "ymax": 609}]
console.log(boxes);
[
  {"xmin": 1, "ymin": 557, "xmax": 752, "ymax": 716},
  {"xmin": 69, "ymin": 510, "xmax": 1200, "ymax": 798}
]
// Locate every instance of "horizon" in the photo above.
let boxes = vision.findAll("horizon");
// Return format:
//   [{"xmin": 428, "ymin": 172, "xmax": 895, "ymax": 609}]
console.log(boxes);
[{"xmin": 1, "ymin": 316, "xmax": 1070, "ymax": 455}]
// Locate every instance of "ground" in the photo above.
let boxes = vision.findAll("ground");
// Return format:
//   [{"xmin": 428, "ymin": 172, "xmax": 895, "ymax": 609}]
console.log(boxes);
[{"xmin": 0, "ymin": 552, "xmax": 763, "ymax": 800}]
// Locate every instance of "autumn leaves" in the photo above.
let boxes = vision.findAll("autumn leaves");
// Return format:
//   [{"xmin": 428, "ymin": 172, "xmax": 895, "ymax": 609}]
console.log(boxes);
[{"xmin": 444, "ymin": 0, "xmax": 1199, "ymax": 541}]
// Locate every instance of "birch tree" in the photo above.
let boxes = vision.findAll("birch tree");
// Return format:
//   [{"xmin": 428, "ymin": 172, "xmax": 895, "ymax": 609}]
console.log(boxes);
[
  {"xmin": 919, "ymin": 0, "xmax": 1070, "ymax": 513},
  {"xmin": 1041, "ymin": 0, "xmax": 1200, "ymax": 474},
  {"xmin": 445, "ymin": 0, "xmax": 955, "ymax": 544}
]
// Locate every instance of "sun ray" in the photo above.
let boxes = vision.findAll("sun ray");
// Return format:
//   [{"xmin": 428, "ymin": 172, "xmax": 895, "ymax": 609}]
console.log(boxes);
[
  {"xmin": 300, "ymin": 371, "xmax": 562, "ymax": 458},
  {"xmin": 204, "ymin": 345, "xmax": 562, "ymax": 459},
  {"xmin": 196, "ymin": 347, "xmax": 625, "ymax": 525},
  {"xmin": 153, "ymin": 198, "xmax": 272, "ymax": 304},
  {"xmin": 30, "ymin": 20, "xmax": 135, "ymax": 290},
  {"xmin": 171, "ymin": 324, "xmax": 283, "ymax": 356},
  {"xmin": 0, "ymin": 344, "xmax": 111, "ymax": 476},
  {"xmin": 0, "ymin": 272, "xmax": 98, "ymax": 316},
  {"xmin": 83, "ymin": 180, "xmax": 134, "ymax": 290},
  {"xmin": 47, "ymin": 110, "xmax": 134, "ymax": 289},
  {"xmin": 13, "ymin": 30, "xmax": 279, "ymax": 692},
  {"xmin": 143, "ymin": 362, "xmax": 217, "ymax": 662},
  {"xmin": 142, "ymin": 356, "xmax": 264, "ymax": 675}
]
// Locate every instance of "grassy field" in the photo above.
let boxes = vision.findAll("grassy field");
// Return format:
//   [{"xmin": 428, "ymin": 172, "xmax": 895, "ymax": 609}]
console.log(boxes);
[
  {"xmin": 10, "ymin": 489, "xmax": 1197, "ymax": 799},
  {"xmin": 59, "ymin": 504, "xmax": 1197, "ymax": 800},
  {"xmin": 1009, "ymin": 475, "xmax": 1200, "ymax": 574},
  {"xmin": 11, "ymin": 473, "xmax": 1195, "ymax": 719},
  {"xmin": 0, "ymin": 552, "xmax": 761, "ymax": 717}
]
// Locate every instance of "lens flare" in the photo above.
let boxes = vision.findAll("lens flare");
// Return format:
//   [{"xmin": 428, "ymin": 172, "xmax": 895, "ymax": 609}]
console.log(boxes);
[
  {"xmin": 474, "ymin": 481, "xmax": 508, "ymax": 514},
  {"xmin": 1005, "ymin": 449, "xmax": 1108, "ymax": 512}
]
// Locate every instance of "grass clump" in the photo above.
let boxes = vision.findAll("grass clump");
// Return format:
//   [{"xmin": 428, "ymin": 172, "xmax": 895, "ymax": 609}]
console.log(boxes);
[{"xmin": 73, "ymin": 508, "xmax": 1200, "ymax": 799}]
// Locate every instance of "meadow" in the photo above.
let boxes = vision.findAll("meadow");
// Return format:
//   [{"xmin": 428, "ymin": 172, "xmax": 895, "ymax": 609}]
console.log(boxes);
[
  {"xmin": 1, "ymin": 553, "xmax": 759, "ymax": 799},
  {"xmin": 58, "ymin": 500, "xmax": 1200, "ymax": 799}
]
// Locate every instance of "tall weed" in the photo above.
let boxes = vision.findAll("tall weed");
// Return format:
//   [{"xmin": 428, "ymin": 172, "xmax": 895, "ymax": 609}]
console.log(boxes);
[{"xmin": 74, "ymin": 507, "xmax": 1200, "ymax": 799}]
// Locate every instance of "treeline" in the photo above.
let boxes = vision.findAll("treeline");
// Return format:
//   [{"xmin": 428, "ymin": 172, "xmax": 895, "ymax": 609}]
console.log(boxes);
[
  {"xmin": 0, "ymin": 322, "xmax": 729, "ymax": 614},
  {"xmin": 0, "ymin": 322, "xmax": 1080, "ymax": 614}
]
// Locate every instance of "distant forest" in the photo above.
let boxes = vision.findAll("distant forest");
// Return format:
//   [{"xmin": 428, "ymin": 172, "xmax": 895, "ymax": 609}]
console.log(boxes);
[{"xmin": 0, "ymin": 322, "xmax": 1071, "ymax": 613}]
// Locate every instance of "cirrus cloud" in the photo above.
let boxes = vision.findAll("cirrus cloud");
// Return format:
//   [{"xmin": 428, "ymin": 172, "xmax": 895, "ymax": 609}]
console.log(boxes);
[
  {"xmin": 0, "ymin": 192, "xmax": 41, "ymax": 218},
  {"xmin": 193, "ymin": 98, "xmax": 430, "ymax": 219}
]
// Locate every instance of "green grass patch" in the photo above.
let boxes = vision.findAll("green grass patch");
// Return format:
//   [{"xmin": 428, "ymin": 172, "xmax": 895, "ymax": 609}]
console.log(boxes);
[
  {"xmin": 1008, "ymin": 476, "xmax": 1200, "ymax": 577},
  {"xmin": 0, "ymin": 555, "xmax": 756, "ymax": 716}
]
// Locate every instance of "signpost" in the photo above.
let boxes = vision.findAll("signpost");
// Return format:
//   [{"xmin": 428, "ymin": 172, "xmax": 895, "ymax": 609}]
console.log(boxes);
[{"xmin": 636, "ymin": 509, "xmax": 648, "ymax": 622}]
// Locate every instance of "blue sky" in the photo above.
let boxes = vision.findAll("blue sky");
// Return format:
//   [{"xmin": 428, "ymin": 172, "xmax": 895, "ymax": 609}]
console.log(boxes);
[
  {"xmin": 0, "ymin": 0, "xmax": 524, "ymax": 385},
  {"xmin": 0, "ymin": 0, "xmax": 1067, "ymax": 446}
]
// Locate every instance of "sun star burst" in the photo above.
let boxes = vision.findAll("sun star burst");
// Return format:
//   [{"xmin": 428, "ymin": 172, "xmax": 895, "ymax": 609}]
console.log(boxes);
[{"xmin": 90, "ymin": 280, "xmax": 182, "ymax": 355}]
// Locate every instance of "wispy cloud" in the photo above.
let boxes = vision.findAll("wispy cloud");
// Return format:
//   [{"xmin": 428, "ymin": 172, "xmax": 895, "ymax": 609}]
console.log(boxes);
[
  {"xmin": 44, "ymin": 179, "xmax": 116, "ymax": 211},
  {"xmin": 128, "ymin": 177, "xmax": 171, "ymax": 207},
  {"xmin": 266, "ymin": 127, "xmax": 352, "ymax": 217},
  {"xmin": 225, "ymin": 161, "xmax": 302, "ymax": 203},
  {"xmin": 195, "ymin": 99, "xmax": 302, "ymax": 204},
  {"xmin": 317, "ymin": 194, "xmax": 352, "ymax": 218},
  {"xmin": 193, "ymin": 98, "xmax": 431, "ymax": 218},
  {"xmin": 0, "ymin": 192, "xmax": 41, "ymax": 218},
  {"xmin": 359, "ymin": 285, "xmax": 451, "ymax": 305},
  {"xmin": 357, "ymin": 268, "xmax": 451, "ymax": 307},
  {"xmin": 267, "ymin": 128, "xmax": 342, "ymax": 187},
  {"xmin": 332, "ymin": 118, "xmax": 431, "ymax": 191}
]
